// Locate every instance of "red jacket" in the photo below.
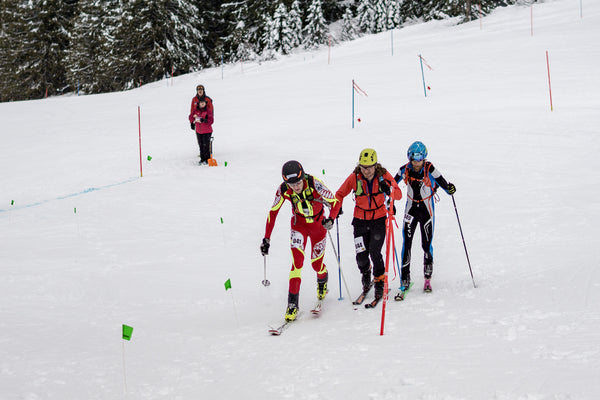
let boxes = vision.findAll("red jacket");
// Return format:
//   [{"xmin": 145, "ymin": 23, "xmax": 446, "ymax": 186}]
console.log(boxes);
[
  {"xmin": 190, "ymin": 95, "xmax": 213, "ymax": 114},
  {"xmin": 330, "ymin": 170, "xmax": 402, "ymax": 221},
  {"xmin": 189, "ymin": 106, "xmax": 213, "ymax": 134}
]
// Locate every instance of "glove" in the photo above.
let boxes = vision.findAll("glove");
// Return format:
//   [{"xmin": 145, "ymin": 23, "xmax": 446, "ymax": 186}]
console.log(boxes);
[
  {"xmin": 322, "ymin": 217, "xmax": 334, "ymax": 231},
  {"xmin": 190, "ymin": 122, "xmax": 195, "ymax": 130},
  {"xmin": 260, "ymin": 238, "xmax": 270, "ymax": 256},
  {"xmin": 200, "ymin": 117, "xmax": 206, "ymax": 123},
  {"xmin": 447, "ymin": 182, "xmax": 456, "ymax": 195},
  {"xmin": 379, "ymin": 179, "xmax": 391, "ymax": 195}
]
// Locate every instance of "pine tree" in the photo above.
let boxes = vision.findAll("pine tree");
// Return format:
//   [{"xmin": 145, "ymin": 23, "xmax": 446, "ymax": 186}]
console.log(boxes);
[
  {"xmin": 111, "ymin": 0, "xmax": 207, "ymax": 90},
  {"xmin": 386, "ymin": 0, "xmax": 401, "ymax": 29},
  {"xmin": 268, "ymin": 3, "xmax": 295, "ymax": 54},
  {"xmin": 288, "ymin": 0, "xmax": 303, "ymax": 48},
  {"xmin": 373, "ymin": 0, "xmax": 387, "ymax": 33},
  {"xmin": 304, "ymin": 0, "xmax": 328, "ymax": 48},
  {"xmin": 357, "ymin": 0, "xmax": 375, "ymax": 34},
  {"xmin": 340, "ymin": 7, "xmax": 358, "ymax": 42}
]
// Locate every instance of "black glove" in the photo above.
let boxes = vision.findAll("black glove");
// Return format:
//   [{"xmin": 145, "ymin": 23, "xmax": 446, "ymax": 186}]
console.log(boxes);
[
  {"xmin": 260, "ymin": 238, "xmax": 270, "ymax": 256},
  {"xmin": 447, "ymin": 182, "xmax": 456, "ymax": 195},
  {"xmin": 322, "ymin": 217, "xmax": 334, "ymax": 231},
  {"xmin": 200, "ymin": 117, "xmax": 206, "ymax": 123},
  {"xmin": 379, "ymin": 179, "xmax": 391, "ymax": 195},
  {"xmin": 190, "ymin": 122, "xmax": 195, "ymax": 130}
]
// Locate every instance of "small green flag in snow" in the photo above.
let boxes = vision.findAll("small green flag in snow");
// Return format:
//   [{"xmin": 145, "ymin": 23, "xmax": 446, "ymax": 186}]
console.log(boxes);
[
  {"xmin": 224, "ymin": 279, "xmax": 232, "ymax": 291},
  {"xmin": 122, "ymin": 324, "xmax": 134, "ymax": 341}
]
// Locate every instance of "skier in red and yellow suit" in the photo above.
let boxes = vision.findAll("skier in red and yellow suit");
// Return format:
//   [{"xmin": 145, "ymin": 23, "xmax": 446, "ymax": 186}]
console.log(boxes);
[{"xmin": 261, "ymin": 160, "xmax": 337, "ymax": 321}]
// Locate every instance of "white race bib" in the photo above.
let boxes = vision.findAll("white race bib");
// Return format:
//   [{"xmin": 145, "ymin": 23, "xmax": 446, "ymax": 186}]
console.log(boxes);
[{"xmin": 354, "ymin": 236, "xmax": 367, "ymax": 253}]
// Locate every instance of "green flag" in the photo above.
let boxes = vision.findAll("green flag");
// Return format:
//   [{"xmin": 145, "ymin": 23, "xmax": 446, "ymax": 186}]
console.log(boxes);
[
  {"xmin": 122, "ymin": 324, "xmax": 134, "ymax": 341},
  {"xmin": 224, "ymin": 279, "xmax": 232, "ymax": 291}
]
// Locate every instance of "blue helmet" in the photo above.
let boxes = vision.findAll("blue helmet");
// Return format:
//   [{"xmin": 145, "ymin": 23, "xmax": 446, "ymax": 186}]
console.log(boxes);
[{"xmin": 407, "ymin": 141, "xmax": 427, "ymax": 161}]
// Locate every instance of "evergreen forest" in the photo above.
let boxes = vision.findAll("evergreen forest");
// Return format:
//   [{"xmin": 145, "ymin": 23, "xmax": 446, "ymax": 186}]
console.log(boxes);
[{"xmin": 0, "ymin": 0, "xmax": 516, "ymax": 102}]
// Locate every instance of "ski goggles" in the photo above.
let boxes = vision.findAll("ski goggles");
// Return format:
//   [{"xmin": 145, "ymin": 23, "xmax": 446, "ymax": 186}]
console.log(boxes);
[{"xmin": 410, "ymin": 153, "xmax": 425, "ymax": 161}]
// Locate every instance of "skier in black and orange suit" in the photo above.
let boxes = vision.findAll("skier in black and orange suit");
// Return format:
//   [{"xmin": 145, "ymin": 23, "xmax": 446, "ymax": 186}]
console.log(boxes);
[
  {"xmin": 328, "ymin": 149, "xmax": 402, "ymax": 306},
  {"xmin": 260, "ymin": 161, "xmax": 337, "ymax": 322}
]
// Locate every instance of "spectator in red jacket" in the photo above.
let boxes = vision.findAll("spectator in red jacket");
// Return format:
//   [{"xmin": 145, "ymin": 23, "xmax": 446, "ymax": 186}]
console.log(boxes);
[{"xmin": 188, "ymin": 97, "xmax": 214, "ymax": 165}]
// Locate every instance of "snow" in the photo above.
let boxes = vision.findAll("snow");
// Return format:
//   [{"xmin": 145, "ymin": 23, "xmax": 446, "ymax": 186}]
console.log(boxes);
[{"xmin": 1, "ymin": 0, "xmax": 600, "ymax": 398}]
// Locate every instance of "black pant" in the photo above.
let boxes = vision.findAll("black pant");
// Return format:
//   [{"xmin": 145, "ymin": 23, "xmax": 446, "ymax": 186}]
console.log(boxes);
[
  {"xmin": 352, "ymin": 217, "xmax": 387, "ymax": 278},
  {"xmin": 196, "ymin": 132, "xmax": 212, "ymax": 162},
  {"xmin": 400, "ymin": 203, "xmax": 434, "ymax": 281}
]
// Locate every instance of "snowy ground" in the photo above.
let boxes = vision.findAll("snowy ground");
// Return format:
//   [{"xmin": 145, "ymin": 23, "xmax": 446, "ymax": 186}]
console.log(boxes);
[{"xmin": 2, "ymin": 0, "xmax": 600, "ymax": 399}]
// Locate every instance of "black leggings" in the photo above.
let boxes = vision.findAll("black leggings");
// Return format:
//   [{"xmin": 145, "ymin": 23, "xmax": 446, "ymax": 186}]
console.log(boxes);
[
  {"xmin": 352, "ymin": 217, "xmax": 387, "ymax": 278},
  {"xmin": 196, "ymin": 132, "xmax": 212, "ymax": 162},
  {"xmin": 400, "ymin": 204, "xmax": 434, "ymax": 280}
]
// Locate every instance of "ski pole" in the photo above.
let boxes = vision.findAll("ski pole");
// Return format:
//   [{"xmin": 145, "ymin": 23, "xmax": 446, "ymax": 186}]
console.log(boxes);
[
  {"xmin": 327, "ymin": 231, "xmax": 354, "ymax": 307},
  {"xmin": 262, "ymin": 255, "xmax": 271, "ymax": 287},
  {"xmin": 394, "ymin": 246, "xmax": 403, "ymax": 289},
  {"xmin": 336, "ymin": 218, "xmax": 343, "ymax": 300},
  {"xmin": 451, "ymin": 194, "xmax": 476, "ymax": 288}
]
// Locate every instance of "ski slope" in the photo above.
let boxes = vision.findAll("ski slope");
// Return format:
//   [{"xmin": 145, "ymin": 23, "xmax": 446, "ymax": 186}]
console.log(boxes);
[{"xmin": 1, "ymin": 0, "xmax": 599, "ymax": 398}]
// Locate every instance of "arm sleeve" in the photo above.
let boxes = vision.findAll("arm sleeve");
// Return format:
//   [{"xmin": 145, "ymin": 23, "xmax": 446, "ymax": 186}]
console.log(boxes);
[
  {"xmin": 329, "ymin": 174, "xmax": 355, "ymax": 220},
  {"xmin": 429, "ymin": 164, "xmax": 451, "ymax": 193},
  {"xmin": 383, "ymin": 171, "xmax": 403, "ymax": 201},
  {"xmin": 264, "ymin": 187, "xmax": 285, "ymax": 240}
]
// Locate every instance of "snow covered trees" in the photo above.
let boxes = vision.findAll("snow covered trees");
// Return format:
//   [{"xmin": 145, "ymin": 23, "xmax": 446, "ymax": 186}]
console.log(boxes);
[
  {"xmin": 304, "ymin": 0, "xmax": 329, "ymax": 48},
  {"xmin": 0, "ymin": 0, "xmax": 519, "ymax": 101}
]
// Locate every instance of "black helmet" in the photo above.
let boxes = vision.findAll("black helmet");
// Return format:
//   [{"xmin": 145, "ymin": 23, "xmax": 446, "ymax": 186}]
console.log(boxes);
[{"xmin": 282, "ymin": 160, "xmax": 305, "ymax": 184}]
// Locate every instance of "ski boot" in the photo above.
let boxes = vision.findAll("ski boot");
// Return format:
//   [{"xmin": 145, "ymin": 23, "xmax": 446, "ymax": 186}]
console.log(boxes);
[
  {"xmin": 285, "ymin": 293, "xmax": 299, "ymax": 322},
  {"xmin": 424, "ymin": 279, "xmax": 432, "ymax": 293},
  {"xmin": 424, "ymin": 263, "xmax": 433, "ymax": 293},
  {"xmin": 365, "ymin": 275, "xmax": 385, "ymax": 308},
  {"xmin": 394, "ymin": 278, "xmax": 411, "ymax": 301},
  {"xmin": 317, "ymin": 273, "xmax": 328, "ymax": 300}
]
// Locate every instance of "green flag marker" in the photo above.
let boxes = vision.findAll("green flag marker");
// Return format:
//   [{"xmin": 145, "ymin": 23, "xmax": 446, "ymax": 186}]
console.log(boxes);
[
  {"xmin": 220, "ymin": 217, "xmax": 224, "ymax": 224},
  {"xmin": 11, "ymin": 200, "xmax": 14, "ymax": 205},
  {"xmin": 122, "ymin": 324, "xmax": 134, "ymax": 341},
  {"xmin": 74, "ymin": 207, "xmax": 77, "ymax": 214},
  {"xmin": 147, "ymin": 155, "xmax": 152, "ymax": 161},
  {"xmin": 224, "ymin": 279, "xmax": 232, "ymax": 291},
  {"xmin": 322, "ymin": 169, "xmax": 325, "ymax": 175},
  {"xmin": 224, "ymin": 161, "xmax": 228, "ymax": 167}
]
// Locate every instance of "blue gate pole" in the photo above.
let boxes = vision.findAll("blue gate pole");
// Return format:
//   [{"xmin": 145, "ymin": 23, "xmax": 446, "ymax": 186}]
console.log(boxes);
[{"xmin": 419, "ymin": 55, "xmax": 427, "ymax": 97}]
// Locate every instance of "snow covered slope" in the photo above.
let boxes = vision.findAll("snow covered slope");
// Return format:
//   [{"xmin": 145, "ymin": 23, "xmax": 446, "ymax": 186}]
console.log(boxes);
[{"xmin": 1, "ymin": 0, "xmax": 599, "ymax": 398}]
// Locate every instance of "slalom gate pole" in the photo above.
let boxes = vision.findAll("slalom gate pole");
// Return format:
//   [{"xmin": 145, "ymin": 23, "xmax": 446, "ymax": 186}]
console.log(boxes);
[
  {"xmin": 380, "ymin": 188, "xmax": 397, "ymax": 336},
  {"xmin": 352, "ymin": 79, "xmax": 355, "ymax": 128},
  {"xmin": 138, "ymin": 106, "xmax": 143, "ymax": 177},
  {"xmin": 419, "ymin": 55, "xmax": 427, "ymax": 97},
  {"xmin": 336, "ymin": 218, "xmax": 343, "ymax": 300},
  {"xmin": 327, "ymin": 231, "xmax": 354, "ymax": 307},
  {"xmin": 546, "ymin": 51, "xmax": 554, "ymax": 111},
  {"xmin": 451, "ymin": 194, "xmax": 476, "ymax": 288}
]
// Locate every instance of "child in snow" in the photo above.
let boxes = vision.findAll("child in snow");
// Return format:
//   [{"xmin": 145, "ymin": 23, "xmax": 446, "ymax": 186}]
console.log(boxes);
[{"xmin": 188, "ymin": 97, "xmax": 214, "ymax": 165}]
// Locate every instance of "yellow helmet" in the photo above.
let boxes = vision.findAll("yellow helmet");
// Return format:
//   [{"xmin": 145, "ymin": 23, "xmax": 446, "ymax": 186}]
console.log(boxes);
[{"xmin": 359, "ymin": 148, "xmax": 377, "ymax": 166}]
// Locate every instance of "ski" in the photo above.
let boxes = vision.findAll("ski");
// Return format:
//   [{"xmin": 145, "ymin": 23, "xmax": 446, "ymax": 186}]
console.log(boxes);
[
  {"xmin": 394, "ymin": 282, "xmax": 414, "ymax": 301},
  {"xmin": 268, "ymin": 321, "xmax": 292, "ymax": 336},
  {"xmin": 310, "ymin": 300, "xmax": 323, "ymax": 315},
  {"xmin": 364, "ymin": 296, "xmax": 382, "ymax": 309},
  {"xmin": 352, "ymin": 290, "xmax": 371, "ymax": 305},
  {"xmin": 268, "ymin": 312, "xmax": 302, "ymax": 336}
]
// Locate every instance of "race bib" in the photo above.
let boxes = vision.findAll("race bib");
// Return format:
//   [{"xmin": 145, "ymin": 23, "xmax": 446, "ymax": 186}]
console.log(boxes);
[
  {"xmin": 354, "ymin": 236, "xmax": 366, "ymax": 253},
  {"xmin": 404, "ymin": 213, "xmax": 414, "ymax": 224},
  {"xmin": 291, "ymin": 230, "xmax": 305, "ymax": 250}
]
